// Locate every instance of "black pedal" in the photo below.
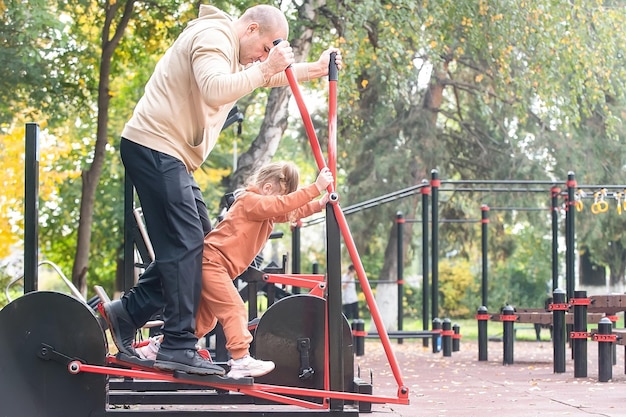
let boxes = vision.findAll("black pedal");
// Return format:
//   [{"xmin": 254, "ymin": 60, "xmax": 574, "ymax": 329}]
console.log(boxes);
[
  {"xmin": 115, "ymin": 352, "xmax": 155, "ymax": 369},
  {"xmin": 172, "ymin": 371, "xmax": 253, "ymax": 386}
]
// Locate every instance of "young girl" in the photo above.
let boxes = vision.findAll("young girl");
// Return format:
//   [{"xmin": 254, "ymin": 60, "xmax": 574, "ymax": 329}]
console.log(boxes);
[{"xmin": 195, "ymin": 161, "xmax": 333, "ymax": 379}]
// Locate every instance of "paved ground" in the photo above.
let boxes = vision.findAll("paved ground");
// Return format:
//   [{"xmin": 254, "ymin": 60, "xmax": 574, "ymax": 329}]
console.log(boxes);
[
  {"xmin": 361, "ymin": 339, "xmax": 626, "ymax": 417},
  {"xmin": 124, "ymin": 338, "xmax": 625, "ymax": 416}
]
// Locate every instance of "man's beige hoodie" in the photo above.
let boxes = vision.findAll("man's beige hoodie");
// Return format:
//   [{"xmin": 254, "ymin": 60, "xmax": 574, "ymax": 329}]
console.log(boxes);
[{"xmin": 122, "ymin": 5, "xmax": 311, "ymax": 172}]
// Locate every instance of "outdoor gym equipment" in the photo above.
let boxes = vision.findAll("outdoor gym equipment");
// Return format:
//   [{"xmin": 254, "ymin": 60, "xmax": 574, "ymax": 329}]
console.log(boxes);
[
  {"xmin": 299, "ymin": 168, "xmax": 625, "ymax": 364},
  {"xmin": 0, "ymin": 51, "xmax": 408, "ymax": 416},
  {"xmin": 476, "ymin": 289, "xmax": 626, "ymax": 382}
]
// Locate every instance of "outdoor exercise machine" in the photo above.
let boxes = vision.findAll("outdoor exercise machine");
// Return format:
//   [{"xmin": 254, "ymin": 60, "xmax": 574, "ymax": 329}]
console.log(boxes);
[
  {"xmin": 473, "ymin": 174, "xmax": 626, "ymax": 379},
  {"xmin": 299, "ymin": 173, "xmax": 562, "ymax": 349},
  {"xmin": 304, "ymin": 169, "xmax": 624, "ymax": 367},
  {"xmin": 0, "ymin": 54, "xmax": 409, "ymax": 416},
  {"xmin": 296, "ymin": 172, "xmax": 559, "ymax": 350}
]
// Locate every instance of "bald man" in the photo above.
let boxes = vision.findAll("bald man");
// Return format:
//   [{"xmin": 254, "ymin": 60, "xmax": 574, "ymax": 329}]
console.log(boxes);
[{"xmin": 102, "ymin": 4, "xmax": 342, "ymax": 375}]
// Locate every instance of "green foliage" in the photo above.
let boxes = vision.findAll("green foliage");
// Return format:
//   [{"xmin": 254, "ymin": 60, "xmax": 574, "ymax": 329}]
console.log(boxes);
[
  {"xmin": 402, "ymin": 283, "xmax": 421, "ymax": 319},
  {"xmin": 2, "ymin": 0, "xmax": 626, "ymax": 306},
  {"xmin": 487, "ymin": 223, "xmax": 552, "ymax": 311},
  {"xmin": 0, "ymin": 0, "xmax": 76, "ymax": 125},
  {"xmin": 0, "ymin": 264, "xmax": 16, "ymax": 308},
  {"xmin": 437, "ymin": 258, "xmax": 478, "ymax": 318}
]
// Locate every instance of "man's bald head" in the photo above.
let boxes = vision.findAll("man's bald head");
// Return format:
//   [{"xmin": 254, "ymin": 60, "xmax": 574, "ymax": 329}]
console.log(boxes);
[{"xmin": 240, "ymin": 5, "xmax": 289, "ymax": 38}]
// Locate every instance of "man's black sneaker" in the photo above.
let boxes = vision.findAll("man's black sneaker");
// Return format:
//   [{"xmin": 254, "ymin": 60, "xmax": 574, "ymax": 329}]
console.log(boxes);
[
  {"xmin": 154, "ymin": 347, "xmax": 225, "ymax": 376},
  {"xmin": 101, "ymin": 300, "xmax": 138, "ymax": 357}
]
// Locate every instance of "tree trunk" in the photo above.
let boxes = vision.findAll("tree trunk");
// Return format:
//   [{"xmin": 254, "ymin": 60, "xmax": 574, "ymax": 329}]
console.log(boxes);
[
  {"xmin": 372, "ymin": 64, "xmax": 448, "ymax": 330},
  {"xmin": 72, "ymin": 1, "xmax": 135, "ymax": 295},
  {"xmin": 371, "ymin": 169, "xmax": 425, "ymax": 332},
  {"xmin": 371, "ymin": 222, "xmax": 400, "ymax": 332},
  {"xmin": 229, "ymin": 87, "xmax": 291, "ymax": 190}
]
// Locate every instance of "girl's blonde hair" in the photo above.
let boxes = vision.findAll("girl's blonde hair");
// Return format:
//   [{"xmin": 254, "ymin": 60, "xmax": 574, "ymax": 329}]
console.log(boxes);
[{"xmin": 250, "ymin": 161, "xmax": 300, "ymax": 195}]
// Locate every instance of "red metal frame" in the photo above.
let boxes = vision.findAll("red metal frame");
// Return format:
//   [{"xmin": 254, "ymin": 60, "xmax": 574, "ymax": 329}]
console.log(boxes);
[
  {"xmin": 284, "ymin": 65, "xmax": 335, "ymax": 194},
  {"xmin": 332, "ymin": 206, "xmax": 407, "ymax": 392},
  {"xmin": 71, "ymin": 360, "xmax": 409, "ymax": 407},
  {"xmin": 263, "ymin": 273, "xmax": 325, "ymax": 289},
  {"xmin": 263, "ymin": 273, "xmax": 326, "ymax": 297},
  {"xmin": 283, "ymin": 53, "xmax": 408, "ymax": 398}
]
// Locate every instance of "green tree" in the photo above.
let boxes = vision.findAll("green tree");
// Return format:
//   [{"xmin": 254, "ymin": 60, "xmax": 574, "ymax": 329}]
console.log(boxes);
[
  {"xmin": 0, "ymin": 1, "xmax": 194, "ymax": 296},
  {"xmin": 488, "ymin": 222, "xmax": 553, "ymax": 310},
  {"xmin": 3, "ymin": 0, "xmax": 626, "ymax": 315},
  {"xmin": 317, "ymin": 0, "xmax": 626, "ymax": 325},
  {"xmin": 558, "ymin": 101, "xmax": 626, "ymax": 288},
  {"xmin": 61, "ymin": 1, "xmax": 207, "ymax": 295},
  {"xmin": 0, "ymin": 0, "xmax": 74, "ymax": 125}
]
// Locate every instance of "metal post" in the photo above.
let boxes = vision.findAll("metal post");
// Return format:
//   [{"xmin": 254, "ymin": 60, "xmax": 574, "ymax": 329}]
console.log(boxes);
[
  {"xmin": 551, "ymin": 187, "xmax": 561, "ymax": 291},
  {"xmin": 291, "ymin": 220, "xmax": 301, "ymax": 294},
  {"xmin": 431, "ymin": 170, "xmax": 440, "ymax": 325},
  {"xmin": 477, "ymin": 306, "xmax": 489, "ymax": 361},
  {"xmin": 396, "ymin": 212, "xmax": 404, "ymax": 344},
  {"xmin": 326, "ymin": 203, "xmax": 344, "ymax": 410},
  {"xmin": 502, "ymin": 305, "xmax": 516, "ymax": 365},
  {"xmin": 481, "ymin": 205, "xmax": 489, "ymax": 308},
  {"xmin": 565, "ymin": 173, "xmax": 576, "ymax": 351},
  {"xmin": 609, "ymin": 315, "xmax": 618, "ymax": 365},
  {"xmin": 214, "ymin": 324, "xmax": 228, "ymax": 362},
  {"xmin": 432, "ymin": 318, "xmax": 442, "ymax": 353},
  {"xmin": 123, "ymin": 174, "xmax": 135, "ymax": 292},
  {"xmin": 442, "ymin": 318, "xmax": 452, "ymax": 357},
  {"xmin": 551, "ymin": 289, "xmax": 567, "ymax": 373},
  {"xmin": 572, "ymin": 290, "xmax": 588, "ymax": 378},
  {"xmin": 352, "ymin": 319, "xmax": 365, "ymax": 356},
  {"xmin": 452, "ymin": 323, "xmax": 461, "ymax": 352},
  {"xmin": 597, "ymin": 317, "xmax": 613, "ymax": 382},
  {"xmin": 565, "ymin": 173, "xmax": 576, "ymax": 301},
  {"xmin": 24, "ymin": 123, "xmax": 40, "ymax": 294},
  {"xmin": 421, "ymin": 180, "xmax": 430, "ymax": 347}
]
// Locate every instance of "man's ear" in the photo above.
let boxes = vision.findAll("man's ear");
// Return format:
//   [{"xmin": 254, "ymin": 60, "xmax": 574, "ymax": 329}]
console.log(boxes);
[{"xmin": 247, "ymin": 22, "xmax": 258, "ymax": 34}]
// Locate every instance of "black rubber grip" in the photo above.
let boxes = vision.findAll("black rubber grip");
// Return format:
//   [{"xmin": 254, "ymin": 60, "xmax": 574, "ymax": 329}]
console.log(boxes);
[{"xmin": 329, "ymin": 52, "xmax": 338, "ymax": 81}]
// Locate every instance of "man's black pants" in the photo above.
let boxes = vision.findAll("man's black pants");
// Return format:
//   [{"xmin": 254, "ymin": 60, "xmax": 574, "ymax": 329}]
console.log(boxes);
[{"xmin": 119, "ymin": 138, "xmax": 211, "ymax": 350}]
